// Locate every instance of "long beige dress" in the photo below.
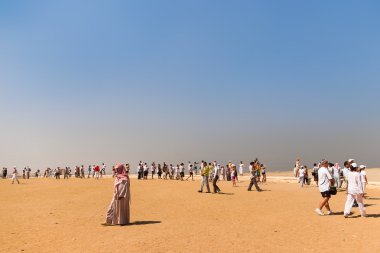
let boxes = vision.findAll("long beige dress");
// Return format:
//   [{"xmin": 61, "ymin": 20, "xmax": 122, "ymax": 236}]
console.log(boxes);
[{"xmin": 106, "ymin": 179, "xmax": 130, "ymax": 225}]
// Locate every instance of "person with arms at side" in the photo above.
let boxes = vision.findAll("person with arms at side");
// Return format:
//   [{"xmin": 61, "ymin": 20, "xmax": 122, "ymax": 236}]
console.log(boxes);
[
  {"xmin": 315, "ymin": 160, "xmax": 335, "ymax": 216},
  {"xmin": 198, "ymin": 161, "xmax": 211, "ymax": 193},
  {"xmin": 344, "ymin": 163, "xmax": 366, "ymax": 218},
  {"xmin": 104, "ymin": 163, "xmax": 131, "ymax": 226},
  {"xmin": 359, "ymin": 165, "xmax": 368, "ymax": 198},
  {"xmin": 11, "ymin": 166, "xmax": 20, "ymax": 184}
]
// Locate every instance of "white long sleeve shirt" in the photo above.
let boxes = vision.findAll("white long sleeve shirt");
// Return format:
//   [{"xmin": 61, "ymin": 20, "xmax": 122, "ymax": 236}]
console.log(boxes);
[{"xmin": 347, "ymin": 171, "xmax": 364, "ymax": 195}]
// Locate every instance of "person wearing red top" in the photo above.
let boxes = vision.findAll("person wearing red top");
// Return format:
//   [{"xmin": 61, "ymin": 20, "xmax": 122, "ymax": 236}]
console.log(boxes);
[{"xmin": 94, "ymin": 165, "xmax": 100, "ymax": 180}]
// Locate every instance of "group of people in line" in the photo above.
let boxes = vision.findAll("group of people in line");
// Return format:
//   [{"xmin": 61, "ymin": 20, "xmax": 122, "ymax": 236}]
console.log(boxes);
[
  {"xmin": 293, "ymin": 158, "xmax": 369, "ymax": 218},
  {"xmin": 3, "ymin": 163, "xmax": 108, "ymax": 183},
  {"xmin": 134, "ymin": 160, "xmax": 267, "ymax": 184}
]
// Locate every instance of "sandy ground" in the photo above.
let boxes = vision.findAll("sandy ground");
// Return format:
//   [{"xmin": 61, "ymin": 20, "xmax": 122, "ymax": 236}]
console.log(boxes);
[{"xmin": 1, "ymin": 176, "xmax": 380, "ymax": 253}]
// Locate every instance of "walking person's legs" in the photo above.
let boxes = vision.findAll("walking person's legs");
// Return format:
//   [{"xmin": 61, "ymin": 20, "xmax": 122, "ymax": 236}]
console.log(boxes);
[
  {"xmin": 199, "ymin": 176, "xmax": 205, "ymax": 192},
  {"xmin": 205, "ymin": 176, "xmax": 210, "ymax": 192},
  {"xmin": 355, "ymin": 194, "xmax": 366, "ymax": 217},
  {"xmin": 212, "ymin": 175, "xmax": 220, "ymax": 193}
]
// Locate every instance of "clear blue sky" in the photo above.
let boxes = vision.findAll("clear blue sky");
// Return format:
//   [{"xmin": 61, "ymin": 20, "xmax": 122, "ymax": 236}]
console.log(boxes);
[{"xmin": 1, "ymin": 0, "xmax": 379, "ymax": 170}]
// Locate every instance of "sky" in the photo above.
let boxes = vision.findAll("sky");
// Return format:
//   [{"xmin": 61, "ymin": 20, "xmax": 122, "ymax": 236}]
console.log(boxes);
[{"xmin": 0, "ymin": 0, "xmax": 379, "ymax": 171}]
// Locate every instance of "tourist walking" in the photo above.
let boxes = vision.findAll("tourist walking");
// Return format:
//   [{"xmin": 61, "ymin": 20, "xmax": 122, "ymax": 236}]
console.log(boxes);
[
  {"xmin": 315, "ymin": 160, "xmax": 335, "ymax": 216},
  {"xmin": 248, "ymin": 161, "xmax": 262, "ymax": 192},
  {"xmin": 198, "ymin": 162, "xmax": 210, "ymax": 193},
  {"xmin": 11, "ymin": 167, "xmax": 20, "ymax": 184},
  {"xmin": 212, "ymin": 163, "xmax": 221, "ymax": 193}
]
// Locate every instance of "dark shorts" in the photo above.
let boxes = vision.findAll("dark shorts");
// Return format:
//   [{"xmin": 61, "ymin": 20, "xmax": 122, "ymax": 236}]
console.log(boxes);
[{"xmin": 320, "ymin": 191, "xmax": 331, "ymax": 198}]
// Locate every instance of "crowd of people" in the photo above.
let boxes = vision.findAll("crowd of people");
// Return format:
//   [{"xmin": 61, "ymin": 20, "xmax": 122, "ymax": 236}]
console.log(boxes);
[
  {"xmin": 3, "ymin": 157, "xmax": 373, "ymax": 224},
  {"xmin": 293, "ymin": 158, "xmax": 369, "ymax": 218},
  {"xmin": 134, "ymin": 160, "xmax": 267, "ymax": 184}
]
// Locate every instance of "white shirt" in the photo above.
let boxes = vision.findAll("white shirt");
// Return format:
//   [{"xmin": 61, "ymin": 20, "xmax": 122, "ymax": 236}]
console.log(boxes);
[
  {"xmin": 332, "ymin": 166, "xmax": 340, "ymax": 178},
  {"xmin": 213, "ymin": 166, "xmax": 219, "ymax": 178},
  {"xmin": 343, "ymin": 167, "xmax": 350, "ymax": 179},
  {"xmin": 347, "ymin": 171, "xmax": 364, "ymax": 195},
  {"xmin": 318, "ymin": 167, "xmax": 332, "ymax": 192},
  {"xmin": 360, "ymin": 170, "xmax": 367, "ymax": 183},
  {"xmin": 298, "ymin": 168, "xmax": 305, "ymax": 177}
]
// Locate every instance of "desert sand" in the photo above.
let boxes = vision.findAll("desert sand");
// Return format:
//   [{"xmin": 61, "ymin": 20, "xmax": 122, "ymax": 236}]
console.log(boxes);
[{"xmin": 1, "ymin": 175, "xmax": 380, "ymax": 253}]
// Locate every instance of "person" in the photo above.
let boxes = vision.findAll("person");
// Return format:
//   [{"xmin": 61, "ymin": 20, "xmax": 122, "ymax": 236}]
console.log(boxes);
[
  {"xmin": 104, "ymin": 163, "xmax": 131, "ymax": 225},
  {"xmin": 179, "ymin": 163, "xmax": 185, "ymax": 181},
  {"xmin": 143, "ymin": 163, "xmax": 149, "ymax": 180},
  {"xmin": 333, "ymin": 163, "xmax": 341, "ymax": 188},
  {"xmin": 248, "ymin": 161, "xmax": 262, "ymax": 192},
  {"xmin": 261, "ymin": 164, "xmax": 267, "ymax": 183},
  {"xmin": 186, "ymin": 163, "xmax": 194, "ymax": 181},
  {"xmin": 344, "ymin": 163, "xmax": 366, "ymax": 218},
  {"xmin": 315, "ymin": 160, "xmax": 335, "ymax": 216},
  {"xmin": 341, "ymin": 161, "xmax": 350, "ymax": 189},
  {"xmin": 94, "ymin": 165, "xmax": 100, "ymax": 180},
  {"xmin": 220, "ymin": 165, "xmax": 225, "ymax": 181},
  {"xmin": 231, "ymin": 165, "xmax": 237, "ymax": 187},
  {"xmin": 80, "ymin": 165, "xmax": 85, "ymax": 178},
  {"xmin": 2, "ymin": 167, "xmax": 7, "ymax": 179},
  {"xmin": 55, "ymin": 167, "xmax": 61, "ymax": 179},
  {"xmin": 157, "ymin": 164, "xmax": 162, "ymax": 179},
  {"xmin": 26, "ymin": 167, "xmax": 31, "ymax": 179},
  {"xmin": 359, "ymin": 165, "xmax": 368, "ymax": 197},
  {"xmin": 64, "ymin": 167, "xmax": 70, "ymax": 179},
  {"xmin": 212, "ymin": 163, "xmax": 221, "ymax": 193},
  {"xmin": 298, "ymin": 166, "xmax": 306, "ymax": 187},
  {"xmin": 151, "ymin": 162, "xmax": 156, "ymax": 179},
  {"xmin": 87, "ymin": 165, "xmax": 91, "ymax": 178},
  {"xmin": 101, "ymin": 163, "xmax": 106, "ymax": 178},
  {"xmin": 312, "ymin": 163, "xmax": 319, "ymax": 186},
  {"xmin": 11, "ymin": 166, "xmax": 20, "ymax": 184},
  {"xmin": 198, "ymin": 162, "xmax": 210, "ymax": 193},
  {"xmin": 303, "ymin": 165, "xmax": 309, "ymax": 185},
  {"xmin": 239, "ymin": 161, "xmax": 244, "ymax": 176},
  {"xmin": 294, "ymin": 158, "xmax": 301, "ymax": 177}
]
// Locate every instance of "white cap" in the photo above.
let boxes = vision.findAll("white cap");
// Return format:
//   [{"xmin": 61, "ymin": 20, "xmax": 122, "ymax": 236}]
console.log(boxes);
[
  {"xmin": 351, "ymin": 163, "xmax": 358, "ymax": 168},
  {"xmin": 348, "ymin": 159, "xmax": 355, "ymax": 163},
  {"xmin": 359, "ymin": 165, "xmax": 366, "ymax": 169}
]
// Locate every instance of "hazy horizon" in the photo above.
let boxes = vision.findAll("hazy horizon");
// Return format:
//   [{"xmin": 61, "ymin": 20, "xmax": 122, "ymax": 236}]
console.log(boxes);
[{"xmin": 1, "ymin": 1, "xmax": 379, "ymax": 171}]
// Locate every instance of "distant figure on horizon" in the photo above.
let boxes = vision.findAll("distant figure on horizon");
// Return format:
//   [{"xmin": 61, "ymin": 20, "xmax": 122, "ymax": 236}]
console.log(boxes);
[
  {"xmin": 11, "ymin": 166, "xmax": 20, "ymax": 184},
  {"xmin": 186, "ymin": 163, "xmax": 194, "ymax": 181},
  {"xmin": 239, "ymin": 161, "xmax": 244, "ymax": 176},
  {"xmin": 2, "ymin": 167, "xmax": 7, "ymax": 179}
]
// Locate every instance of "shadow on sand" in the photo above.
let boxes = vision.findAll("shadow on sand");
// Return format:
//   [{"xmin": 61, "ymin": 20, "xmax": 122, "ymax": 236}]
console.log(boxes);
[{"xmin": 125, "ymin": 221, "xmax": 162, "ymax": 226}]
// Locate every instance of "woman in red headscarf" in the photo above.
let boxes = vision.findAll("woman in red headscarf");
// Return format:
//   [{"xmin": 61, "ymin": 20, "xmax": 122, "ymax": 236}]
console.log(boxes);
[{"xmin": 103, "ymin": 163, "xmax": 131, "ymax": 225}]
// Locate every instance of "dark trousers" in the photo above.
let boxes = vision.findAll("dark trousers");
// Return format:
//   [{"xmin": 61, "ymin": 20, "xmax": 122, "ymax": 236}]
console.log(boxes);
[
  {"xmin": 212, "ymin": 175, "xmax": 221, "ymax": 193},
  {"xmin": 248, "ymin": 177, "xmax": 261, "ymax": 191}
]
